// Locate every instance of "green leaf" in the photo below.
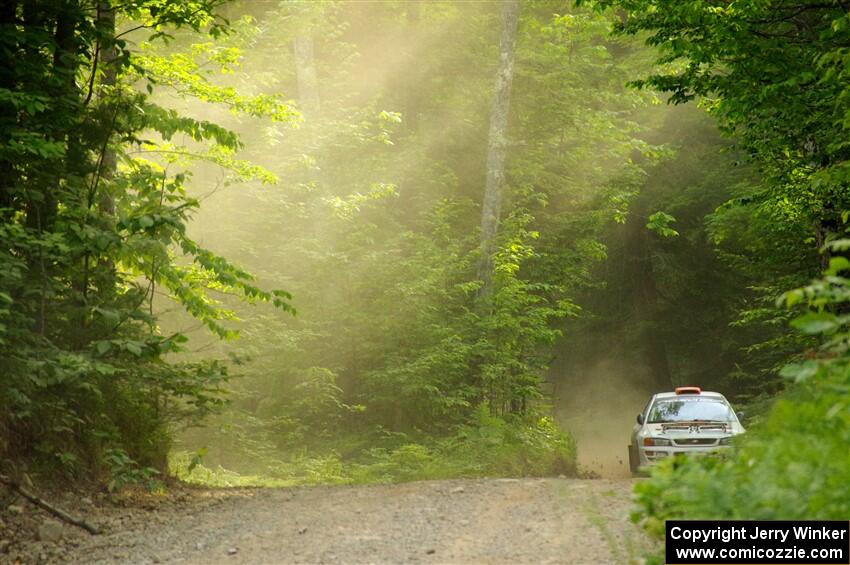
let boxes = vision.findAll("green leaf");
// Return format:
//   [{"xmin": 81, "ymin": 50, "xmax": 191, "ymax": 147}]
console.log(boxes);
[
  {"xmin": 826, "ymin": 256, "xmax": 850, "ymax": 275},
  {"xmin": 646, "ymin": 211, "xmax": 679, "ymax": 238},
  {"xmin": 826, "ymin": 239, "xmax": 850, "ymax": 252},
  {"xmin": 778, "ymin": 361, "xmax": 820, "ymax": 382},
  {"xmin": 93, "ymin": 307, "xmax": 120, "ymax": 325},
  {"xmin": 782, "ymin": 289, "xmax": 804, "ymax": 308},
  {"xmin": 789, "ymin": 312, "xmax": 839, "ymax": 334}
]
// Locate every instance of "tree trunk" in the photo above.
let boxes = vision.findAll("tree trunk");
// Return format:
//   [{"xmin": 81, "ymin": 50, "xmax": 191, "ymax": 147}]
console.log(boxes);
[
  {"xmin": 87, "ymin": 0, "xmax": 119, "ymax": 309},
  {"xmin": 403, "ymin": 0, "xmax": 420, "ymax": 135},
  {"xmin": 0, "ymin": 0, "xmax": 17, "ymax": 210},
  {"xmin": 76, "ymin": 1, "xmax": 118, "ymax": 313},
  {"xmin": 96, "ymin": 0, "xmax": 117, "ymax": 216},
  {"xmin": 27, "ymin": 0, "xmax": 79, "ymax": 234},
  {"xmin": 477, "ymin": 0, "xmax": 520, "ymax": 297},
  {"xmin": 293, "ymin": 36, "xmax": 320, "ymax": 116}
]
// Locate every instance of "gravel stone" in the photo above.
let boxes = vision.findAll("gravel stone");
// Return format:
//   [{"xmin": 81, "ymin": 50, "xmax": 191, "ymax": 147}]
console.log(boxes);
[{"xmin": 37, "ymin": 520, "xmax": 63, "ymax": 543}]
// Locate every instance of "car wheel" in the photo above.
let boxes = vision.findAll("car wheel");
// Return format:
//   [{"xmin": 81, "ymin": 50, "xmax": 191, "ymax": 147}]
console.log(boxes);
[{"xmin": 628, "ymin": 443, "xmax": 639, "ymax": 476}]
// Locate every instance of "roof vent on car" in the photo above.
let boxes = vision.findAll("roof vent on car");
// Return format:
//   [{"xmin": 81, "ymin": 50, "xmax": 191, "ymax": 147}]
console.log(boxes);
[{"xmin": 675, "ymin": 386, "xmax": 701, "ymax": 395}]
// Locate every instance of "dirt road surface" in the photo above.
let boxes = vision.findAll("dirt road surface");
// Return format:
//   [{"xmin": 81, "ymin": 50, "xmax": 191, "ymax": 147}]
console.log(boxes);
[{"xmin": 6, "ymin": 478, "xmax": 655, "ymax": 564}]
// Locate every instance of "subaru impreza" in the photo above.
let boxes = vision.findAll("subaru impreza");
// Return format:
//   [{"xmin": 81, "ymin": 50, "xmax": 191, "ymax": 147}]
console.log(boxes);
[{"xmin": 628, "ymin": 387, "xmax": 745, "ymax": 475}]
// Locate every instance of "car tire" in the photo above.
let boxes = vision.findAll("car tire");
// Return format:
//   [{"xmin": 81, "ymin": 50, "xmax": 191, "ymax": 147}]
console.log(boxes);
[{"xmin": 628, "ymin": 443, "xmax": 639, "ymax": 476}]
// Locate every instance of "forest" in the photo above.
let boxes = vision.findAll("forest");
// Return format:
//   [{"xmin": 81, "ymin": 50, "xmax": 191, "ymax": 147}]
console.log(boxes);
[{"xmin": 0, "ymin": 0, "xmax": 848, "ymax": 561}]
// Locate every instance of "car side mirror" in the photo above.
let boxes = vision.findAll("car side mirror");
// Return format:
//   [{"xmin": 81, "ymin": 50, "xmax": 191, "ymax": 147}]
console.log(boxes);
[
  {"xmin": 636, "ymin": 413, "xmax": 644, "ymax": 425},
  {"xmin": 737, "ymin": 411, "xmax": 745, "ymax": 421}
]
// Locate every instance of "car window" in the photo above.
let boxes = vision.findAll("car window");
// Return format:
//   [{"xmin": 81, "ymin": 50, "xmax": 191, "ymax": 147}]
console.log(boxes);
[
  {"xmin": 647, "ymin": 398, "xmax": 733, "ymax": 423},
  {"xmin": 641, "ymin": 399, "xmax": 652, "ymax": 420}
]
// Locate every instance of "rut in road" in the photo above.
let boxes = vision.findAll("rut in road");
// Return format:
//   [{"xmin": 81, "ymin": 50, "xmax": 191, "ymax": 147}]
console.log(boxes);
[{"xmin": 46, "ymin": 478, "xmax": 656, "ymax": 564}]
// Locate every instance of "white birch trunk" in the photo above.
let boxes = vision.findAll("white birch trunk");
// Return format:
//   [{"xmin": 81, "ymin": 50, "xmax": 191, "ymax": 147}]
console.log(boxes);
[{"xmin": 478, "ymin": 0, "xmax": 520, "ymax": 295}]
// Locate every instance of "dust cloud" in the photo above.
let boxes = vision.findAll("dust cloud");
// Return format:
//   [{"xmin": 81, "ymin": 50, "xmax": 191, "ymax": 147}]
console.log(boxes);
[{"xmin": 552, "ymin": 357, "xmax": 655, "ymax": 478}]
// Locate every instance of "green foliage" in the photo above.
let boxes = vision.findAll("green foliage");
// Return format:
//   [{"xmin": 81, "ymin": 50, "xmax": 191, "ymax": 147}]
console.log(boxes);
[
  {"xmin": 575, "ymin": 0, "xmax": 850, "ymax": 402},
  {"xmin": 104, "ymin": 447, "xmax": 161, "ymax": 493},
  {"xmin": 172, "ymin": 408, "xmax": 576, "ymax": 486},
  {"xmin": 598, "ymin": 0, "xmax": 850, "ymax": 198},
  {"xmin": 645, "ymin": 212, "xmax": 678, "ymax": 238},
  {"xmin": 0, "ymin": 1, "xmax": 293, "ymax": 482}
]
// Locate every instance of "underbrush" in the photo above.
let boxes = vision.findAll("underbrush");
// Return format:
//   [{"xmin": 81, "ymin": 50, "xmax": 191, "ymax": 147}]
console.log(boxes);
[{"xmin": 170, "ymin": 408, "xmax": 576, "ymax": 487}]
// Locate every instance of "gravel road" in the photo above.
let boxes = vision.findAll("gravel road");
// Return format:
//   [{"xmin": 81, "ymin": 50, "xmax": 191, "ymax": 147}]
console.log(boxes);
[{"xmin": 4, "ymin": 478, "xmax": 655, "ymax": 564}]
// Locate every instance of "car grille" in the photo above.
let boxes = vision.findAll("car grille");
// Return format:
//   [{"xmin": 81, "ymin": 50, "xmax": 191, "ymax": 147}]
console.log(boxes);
[
  {"xmin": 672, "ymin": 438, "xmax": 718, "ymax": 446},
  {"xmin": 662, "ymin": 422, "xmax": 729, "ymax": 433}
]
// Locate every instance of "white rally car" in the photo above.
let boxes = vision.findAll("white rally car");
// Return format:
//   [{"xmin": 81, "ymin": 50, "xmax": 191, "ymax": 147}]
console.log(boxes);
[{"xmin": 628, "ymin": 387, "xmax": 745, "ymax": 475}]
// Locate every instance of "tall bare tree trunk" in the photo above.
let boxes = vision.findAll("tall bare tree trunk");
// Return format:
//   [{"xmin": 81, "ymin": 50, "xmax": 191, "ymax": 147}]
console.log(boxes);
[
  {"xmin": 477, "ymin": 0, "xmax": 520, "ymax": 297},
  {"xmin": 294, "ymin": 36, "xmax": 320, "ymax": 116},
  {"xmin": 403, "ymin": 0, "xmax": 420, "ymax": 135}
]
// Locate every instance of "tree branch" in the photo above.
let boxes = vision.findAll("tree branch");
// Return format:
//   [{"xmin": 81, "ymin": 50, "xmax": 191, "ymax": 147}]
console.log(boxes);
[{"xmin": 0, "ymin": 474, "xmax": 100, "ymax": 535}]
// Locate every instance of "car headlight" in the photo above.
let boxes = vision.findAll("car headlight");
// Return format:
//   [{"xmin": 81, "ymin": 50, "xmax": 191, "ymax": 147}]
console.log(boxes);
[
  {"xmin": 719, "ymin": 436, "xmax": 734, "ymax": 446},
  {"xmin": 643, "ymin": 437, "xmax": 672, "ymax": 446}
]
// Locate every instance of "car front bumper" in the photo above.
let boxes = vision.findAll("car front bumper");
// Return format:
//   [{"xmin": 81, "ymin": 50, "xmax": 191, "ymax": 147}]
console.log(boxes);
[{"xmin": 637, "ymin": 443, "xmax": 732, "ymax": 469}]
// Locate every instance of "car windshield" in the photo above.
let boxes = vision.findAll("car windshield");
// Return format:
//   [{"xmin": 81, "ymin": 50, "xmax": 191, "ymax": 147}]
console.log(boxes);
[{"xmin": 647, "ymin": 398, "xmax": 733, "ymax": 423}]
